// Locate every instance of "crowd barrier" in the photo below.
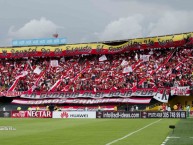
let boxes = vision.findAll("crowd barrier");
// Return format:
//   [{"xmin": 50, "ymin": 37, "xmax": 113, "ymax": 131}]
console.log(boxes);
[{"xmin": 0, "ymin": 111, "xmax": 188, "ymax": 119}]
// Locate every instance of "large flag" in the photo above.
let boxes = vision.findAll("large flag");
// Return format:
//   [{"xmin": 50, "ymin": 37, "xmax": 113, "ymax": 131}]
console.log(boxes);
[
  {"xmin": 15, "ymin": 71, "xmax": 28, "ymax": 79},
  {"xmin": 171, "ymin": 86, "xmax": 190, "ymax": 96},
  {"xmin": 8, "ymin": 71, "xmax": 29, "ymax": 91},
  {"xmin": 99, "ymin": 55, "xmax": 107, "ymax": 61}
]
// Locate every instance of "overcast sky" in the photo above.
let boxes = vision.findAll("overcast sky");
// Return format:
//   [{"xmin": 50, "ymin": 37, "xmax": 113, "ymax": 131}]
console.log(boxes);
[{"xmin": 0, "ymin": 0, "xmax": 193, "ymax": 46}]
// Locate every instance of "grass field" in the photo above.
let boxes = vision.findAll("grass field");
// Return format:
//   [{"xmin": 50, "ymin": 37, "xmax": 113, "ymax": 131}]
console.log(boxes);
[
  {"xmin": 0, "ymin": 118, "xmax": 192, "ymax": 145},
  {"xmin": 163, "ymin": 118, "xmax": 193, "ymax": 145}
]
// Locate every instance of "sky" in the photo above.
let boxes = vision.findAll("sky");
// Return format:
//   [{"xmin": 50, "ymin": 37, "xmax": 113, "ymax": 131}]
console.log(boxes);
[{"xmin": 0, "ymin": 0, "xmax": 193, "ymax": 46}]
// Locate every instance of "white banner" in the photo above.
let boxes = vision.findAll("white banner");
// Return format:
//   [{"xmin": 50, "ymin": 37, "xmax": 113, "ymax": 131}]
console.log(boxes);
[
  {"xmin": 99, "ymin": 55, "xmax": 107, "ymax": 61},
  {"xmin": 50, "ymin": 60, "xmax": 59, "ymax": 67},
  {"xmin": 153, "ymin": 91, "xmax": 169, "ymax": 103},
  {"xmin": 2, "ymin": 88, "xmax": 170, "ymax": 99},
  {"xmin": 135, "ymin": 53, "xmax": 138, "ymax": 60},
  {"xmin": 33, "ymin": 67, "xmax": 41, "ymax": 75},
  {"xmin": 121, "ymin": 60, "xmax": 128, "ymax": 66},
  {"xmin": 171, "ymin": 86, "xmax": 190, "ymax": 96},
  {"xmin": 140, "ymin": 55, "xmax": 150, "ymax": 62},
  {"xmin": 53, "ymin": 111, "xmax": 96, "ymax": 118},
  {"xmin": 12, "ymin": 98, "xmax": 151, "ymax": 105},
  {"xmin": 123, "ymin": 66, "xmax": 132, "ymax": 73}
]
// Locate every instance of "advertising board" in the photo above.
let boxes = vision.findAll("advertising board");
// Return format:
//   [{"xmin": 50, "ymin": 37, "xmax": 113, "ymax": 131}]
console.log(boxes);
[
  {"xmin": 12, "ymin": 38, "xmax": 66, "ymax": 46},
  {"xmin": 96, "ymin": 111, "xmax": 186, "ymax": 119},
  {"xmin": 141, "ymin": 111, "xmax": 186, "ymax": 119},
  {"xmin": 53, "ymin": 111, "xmax": 96, "ymax": 118},
  {"xmin": 11, "ymin": 111, "xmax": 52, "ymax": 118},
  {"xmin": 96, "ymin": 111, "xmax": 141, "ymax": 118}
]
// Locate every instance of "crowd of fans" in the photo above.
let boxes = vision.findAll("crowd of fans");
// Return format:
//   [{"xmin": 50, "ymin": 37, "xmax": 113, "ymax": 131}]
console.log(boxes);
[{"xmin": 0, "ymin": 47, "xmax": 192, "ymax": 92}]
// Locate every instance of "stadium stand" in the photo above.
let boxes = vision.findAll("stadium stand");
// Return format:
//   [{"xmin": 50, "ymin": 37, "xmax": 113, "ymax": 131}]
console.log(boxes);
[
  {"xmin": 0, "ymin": 47, "xmax": 192, "ymax": 92},
  {"xmin": 0, "ymin": 32, "xmax": 193, "ymax": 111}
]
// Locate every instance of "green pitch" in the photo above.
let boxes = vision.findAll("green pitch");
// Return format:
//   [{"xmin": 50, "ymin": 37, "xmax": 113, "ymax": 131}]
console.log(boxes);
[
  {"xmin": 163, "ymin": 118, "xmax": 193, "ymax": 145},
  {"xmin": 0, "ymin": 118, "xmax": 192, "ymax": 145}
]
